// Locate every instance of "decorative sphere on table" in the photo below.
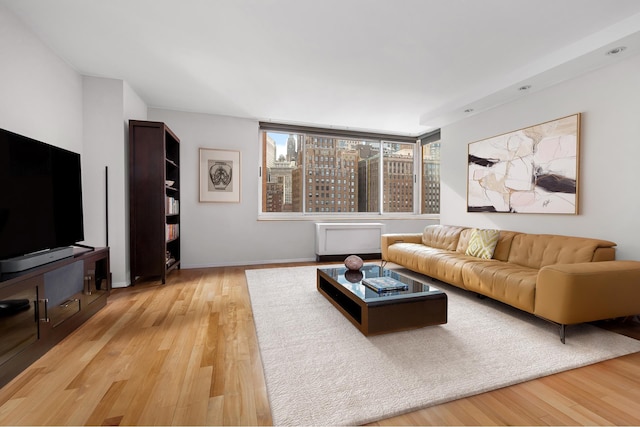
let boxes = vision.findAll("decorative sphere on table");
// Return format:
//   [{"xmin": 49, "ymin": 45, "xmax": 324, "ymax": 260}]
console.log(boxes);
[
  {"xmin": 344, "ymin": 255, "xmax": 364, "ymax": 271},
  {"xmin": 344, "ymin": 269, "xmax": 364, "ymax": 283}
]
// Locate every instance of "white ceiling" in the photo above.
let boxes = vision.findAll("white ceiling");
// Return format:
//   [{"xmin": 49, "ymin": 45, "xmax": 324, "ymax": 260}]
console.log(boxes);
[{"xmin": 3, "ymin": 0, "xmax": 640, "ymax": 136}]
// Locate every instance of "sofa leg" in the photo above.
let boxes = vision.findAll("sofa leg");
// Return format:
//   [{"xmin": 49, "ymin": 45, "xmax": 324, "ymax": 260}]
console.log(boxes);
[{"xmin": 559, "ymin": 324, "xmax": 566, "ymax": 344}]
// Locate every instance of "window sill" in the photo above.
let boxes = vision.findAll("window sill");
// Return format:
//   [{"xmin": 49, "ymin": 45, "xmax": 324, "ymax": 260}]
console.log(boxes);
[{"xmin": 257, "ymin": 213, "xmax": 440, "ymax": 222}]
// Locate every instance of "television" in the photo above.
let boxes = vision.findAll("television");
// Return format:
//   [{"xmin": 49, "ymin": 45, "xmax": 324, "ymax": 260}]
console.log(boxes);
[{"xmin": 0, "ymin": 128, "xmax": 84, "ymax": 271}]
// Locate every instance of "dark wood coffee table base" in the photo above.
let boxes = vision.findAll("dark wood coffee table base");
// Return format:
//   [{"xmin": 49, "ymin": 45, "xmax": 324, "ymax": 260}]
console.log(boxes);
[{"xmin": 317, "ymin": 269, "xmax": 447, "ymax": 336}]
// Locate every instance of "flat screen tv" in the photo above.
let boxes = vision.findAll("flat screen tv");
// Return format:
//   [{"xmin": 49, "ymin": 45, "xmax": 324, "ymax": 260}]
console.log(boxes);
[{"xmin": 0, "ymin": 127, "xmax": 84, "ymax": 263}]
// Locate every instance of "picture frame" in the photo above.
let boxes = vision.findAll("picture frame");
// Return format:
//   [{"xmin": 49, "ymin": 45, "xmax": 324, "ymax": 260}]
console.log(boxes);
[
  {"xmin": 467, "ymin": 113, "xmax": 580, "ymax": 214},
  {"xmin": 199, "ymin": 148, "xmax": 241, "ymax": 203}
]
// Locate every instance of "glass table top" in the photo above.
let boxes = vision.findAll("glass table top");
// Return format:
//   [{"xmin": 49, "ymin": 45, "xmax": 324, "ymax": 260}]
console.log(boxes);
[{"xmin": 318, "ymin": 264, "xmax": 442, "ymax": 302}]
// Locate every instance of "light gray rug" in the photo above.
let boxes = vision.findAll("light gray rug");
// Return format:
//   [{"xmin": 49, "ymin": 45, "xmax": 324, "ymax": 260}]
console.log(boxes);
[{"xmin": 246, "ymin": 265, "xmax": 640, "ymax": 426}]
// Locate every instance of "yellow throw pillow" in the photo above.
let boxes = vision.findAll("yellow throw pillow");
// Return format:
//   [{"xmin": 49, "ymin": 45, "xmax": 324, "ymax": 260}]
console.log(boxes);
[{"xmin": 465, "ymin": 228, "xmax": 500, "ymax": 259}]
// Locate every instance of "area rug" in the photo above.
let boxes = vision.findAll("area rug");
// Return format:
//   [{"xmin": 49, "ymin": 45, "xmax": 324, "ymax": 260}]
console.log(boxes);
[{"xmin": 246, "ymin": 265, "xmax": 640, "ymax": 426}]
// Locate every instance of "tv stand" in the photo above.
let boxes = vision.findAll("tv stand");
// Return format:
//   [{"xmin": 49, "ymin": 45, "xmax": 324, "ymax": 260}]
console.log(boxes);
[
  {"xmin": 0, "ymin": 247, "xmax": 110, "ymax": 387},
  {"xmin": 0, "ymin": 247, "xmax": 74, "ymax": 274}
]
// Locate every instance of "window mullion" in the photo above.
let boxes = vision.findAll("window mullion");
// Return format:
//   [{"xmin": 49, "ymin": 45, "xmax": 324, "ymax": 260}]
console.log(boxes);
[
  {"xmin": 414, "ymin": 144, "xmax": 421, "ymax": 214},
  {"xmin": 379, "ymin": 141, "xmax": 385, "ymax": 214},
  {"xmin": 302, "ymin": 135, "xmax": 306, "ymax": 213}
]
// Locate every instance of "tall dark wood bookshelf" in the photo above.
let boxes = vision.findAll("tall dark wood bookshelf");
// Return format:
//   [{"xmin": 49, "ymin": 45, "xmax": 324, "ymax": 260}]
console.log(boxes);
[{"xmin": 128, "ymin": 120, "xmax": 180, "ymax": 284}]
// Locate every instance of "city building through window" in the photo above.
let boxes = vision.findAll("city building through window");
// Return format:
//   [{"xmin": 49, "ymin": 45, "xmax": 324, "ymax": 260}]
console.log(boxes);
[{"xmin": 260, "ymin": 124, "xmax": 440, "ymax": 215}]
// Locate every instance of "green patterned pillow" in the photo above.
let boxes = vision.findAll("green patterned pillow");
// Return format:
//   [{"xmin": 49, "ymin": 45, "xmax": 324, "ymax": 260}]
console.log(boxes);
[{"xmin": 465, "ymin": 228, "xmax": 500, "ymax": 259}]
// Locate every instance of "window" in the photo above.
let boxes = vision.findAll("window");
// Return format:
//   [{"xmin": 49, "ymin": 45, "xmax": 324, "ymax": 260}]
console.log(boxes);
[{"xmin": 261, "ymin": 124, "xmax": 440, "ymax": 216}]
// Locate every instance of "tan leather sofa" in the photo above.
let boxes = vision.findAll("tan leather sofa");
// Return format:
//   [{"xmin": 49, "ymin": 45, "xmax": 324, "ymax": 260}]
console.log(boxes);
[{"xmin": 381, "ymin": 225, "xmax": 640, "ymax": 342}]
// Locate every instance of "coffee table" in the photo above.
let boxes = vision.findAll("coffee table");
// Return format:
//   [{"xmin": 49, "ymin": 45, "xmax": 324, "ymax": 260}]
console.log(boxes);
[{"xmin": 317, "ymin": 264, "xmax": 447, "ymax": 336}]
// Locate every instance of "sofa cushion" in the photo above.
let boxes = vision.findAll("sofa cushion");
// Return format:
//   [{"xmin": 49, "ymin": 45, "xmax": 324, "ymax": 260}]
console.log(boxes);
[
  {"xmin": 386, "ymin": 243, "xmax": 476, "ymax": 289},
  {"xmin": 465, "ymin": 229, "xmax": 500, "ymax": 259},
  {"xmin": 507, "ymin": 234, "xmax": 617, "ymax": 269},
  {"xmin": 462, "ymin": 261, "xmax": 537, "ymax": 313},
  {"xmin": 421, "ymin": 225, "xmax": 466, "ymax": 251}
]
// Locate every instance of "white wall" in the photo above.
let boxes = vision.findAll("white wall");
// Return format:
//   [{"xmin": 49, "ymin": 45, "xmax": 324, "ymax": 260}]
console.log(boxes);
[
  {"xmin": 82, "ymin": 77, "xmax": 124, "ymax": 248},
  {"xmin": 82, "ymin": 77, "xmax": 147, "ymax": 287},
  {"xmin": 441, "ymin": 53, "xmax": 640, "ymax": 260},
  {"xmin": 148, "ymin": 109, "xmax": 435, "ymax": 267},
  {"xmin": 122, "ymin": 82, "xmax": 148, "ymax": 285},
  {"xmin": 0, "ymin": 4, "xmax": 82, "ymax": 152}
]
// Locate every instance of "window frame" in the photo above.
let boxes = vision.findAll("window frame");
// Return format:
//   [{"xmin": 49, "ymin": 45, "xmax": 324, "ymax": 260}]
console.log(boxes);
[{"xmin": 258, "ymin": 122, "xmax": 440, "ymax": 220}]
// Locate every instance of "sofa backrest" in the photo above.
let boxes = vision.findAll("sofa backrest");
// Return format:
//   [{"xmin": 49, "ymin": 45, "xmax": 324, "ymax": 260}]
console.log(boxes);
[
  {"xmin": 491, "ymin": 230, "xmax": 520, "ymax": 261},
  {"xmin": 455, "ymin": 228, "xmax": 474, "ymax": 253},
  {"xmin": 507, "ymin": 234, "xmax": 616, "ymax": 268},
  {"xmin": 422, "ymin": 225, "xmax": 466, "ymax": 251}
]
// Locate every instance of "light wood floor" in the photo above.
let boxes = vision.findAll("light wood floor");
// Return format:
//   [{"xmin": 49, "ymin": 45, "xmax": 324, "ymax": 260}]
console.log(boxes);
[{"xmin": 0, "ymin": 264, "xmax": 639, "ymax": 425}]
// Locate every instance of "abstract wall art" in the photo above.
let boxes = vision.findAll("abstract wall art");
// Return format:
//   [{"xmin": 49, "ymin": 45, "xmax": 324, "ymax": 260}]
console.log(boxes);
[
  {"xmin": 467, "ymin": 114, "xmax": 580, "ymax": 214},
  {"xmin": 199, "ymin": 148, "xmax": 241, "ymax": 202}
]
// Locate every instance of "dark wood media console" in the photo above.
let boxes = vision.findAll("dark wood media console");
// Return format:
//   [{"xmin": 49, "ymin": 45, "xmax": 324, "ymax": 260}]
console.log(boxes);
[{"xmin": 0, "ymin": 247, "xmax": 110, "ymax": 387}]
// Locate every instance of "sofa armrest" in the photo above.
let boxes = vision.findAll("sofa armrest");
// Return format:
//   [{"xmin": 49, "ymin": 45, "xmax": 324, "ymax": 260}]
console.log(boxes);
[
  {"xmin": 535, "ymin": 261, "xmax": 640, "ymax": 325},
  {"xmin": 381, "ymin": 233, "xmax": 423, "ymax": 260}
]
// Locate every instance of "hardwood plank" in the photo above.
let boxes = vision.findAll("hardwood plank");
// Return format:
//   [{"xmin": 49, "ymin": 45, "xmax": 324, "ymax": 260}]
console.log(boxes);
[
  {"xmin": 201, "ymin": 312, "xmax": 219, "ymax": 368},
  {"xmin": 84, "ymin": 380, "xmax": 128, "ymax": 426},
  {"xmin": 509, "ymin": 381, "xmax": 586, "ymax": 425},
  {"xmin": 206, "ymin": 395, "xmax": 225, "ymax": 425},
  {"xmin": 117, "ymin": 348, "xmax": 170, "ymax": 426},
  {"xmin": 0, "ymin": 264, "xmax": 638, "ymax": 426}
]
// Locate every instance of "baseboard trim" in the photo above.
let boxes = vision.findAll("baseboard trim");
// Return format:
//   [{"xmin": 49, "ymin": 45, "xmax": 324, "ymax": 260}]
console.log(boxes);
[{"xmin": 181, "ymin": 257, "xmax": 318, "ymax": 269}]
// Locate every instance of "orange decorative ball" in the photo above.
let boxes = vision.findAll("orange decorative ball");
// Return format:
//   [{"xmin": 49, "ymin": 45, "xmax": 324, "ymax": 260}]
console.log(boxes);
[{"xmin": 344, "ymin": 255, "xmax": 364, "ymax": 271}]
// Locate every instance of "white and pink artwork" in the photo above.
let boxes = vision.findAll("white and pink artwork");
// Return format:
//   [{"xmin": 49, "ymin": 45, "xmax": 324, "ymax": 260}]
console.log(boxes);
[{"xmin": 467, "ymin": 114, "xmax": 580, "ymax": 214}]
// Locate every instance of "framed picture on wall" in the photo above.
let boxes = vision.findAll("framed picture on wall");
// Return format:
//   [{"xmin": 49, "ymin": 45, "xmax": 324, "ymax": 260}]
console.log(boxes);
[
  {"xmin": 199, "ymin": 148, "xmax": 241, "ymax": 203},
  {"xmin": 467, "ymin": 113, "xmax": 580, "ymax": 214}
]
